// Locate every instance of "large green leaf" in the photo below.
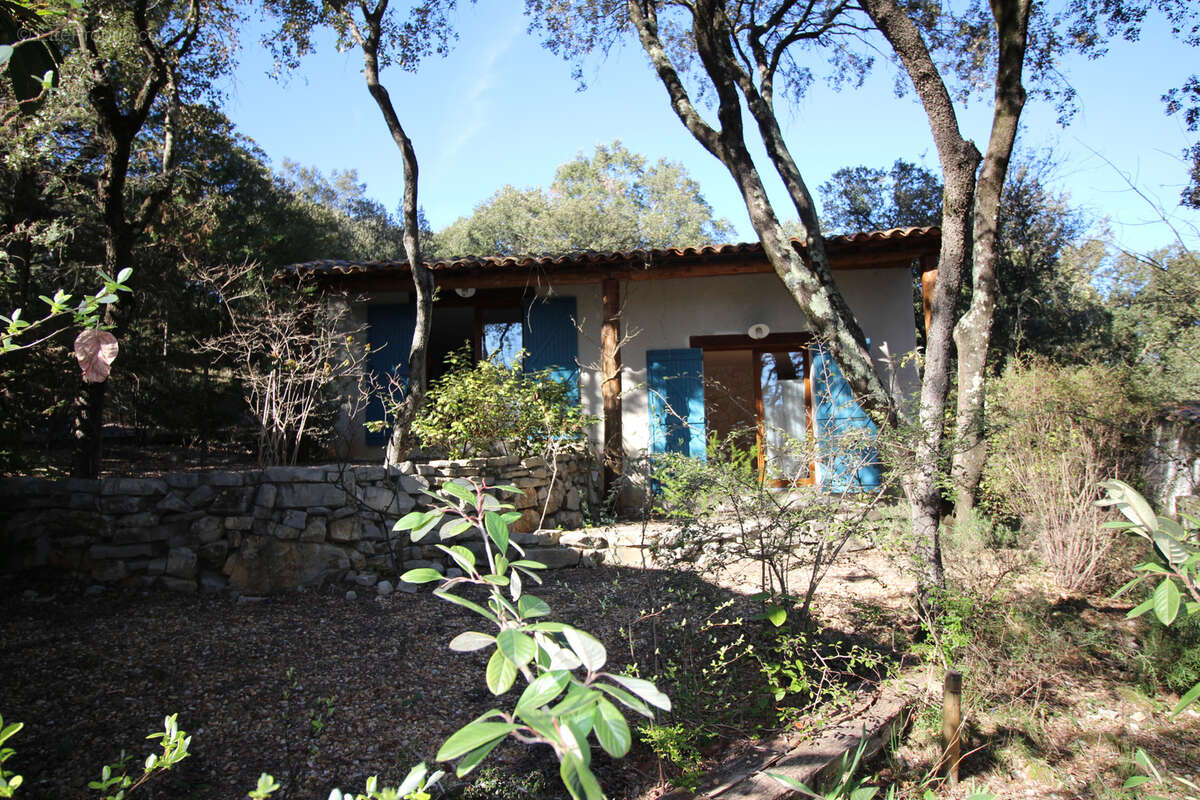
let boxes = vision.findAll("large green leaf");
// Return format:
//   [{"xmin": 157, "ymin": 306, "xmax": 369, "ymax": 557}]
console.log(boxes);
[
  {"xmin": 563, "ymin": 627, "xmax": 607, "ymax": 672},
  {"xmin": 496, "ymin": 629, "xmax": 537, "ymax": 669},
  {"xmin": 516, "ymin": 670, "xmax": 571, "ymax": 711},
  {"xmin": 596, "ymin": 683, "xmax": 653, "ymax": 718},
  {"xmin": 434, "ymin": 543, "xmax": 477, "ymax": 574},
  {"xmin": 448, "ymin": 631, "xmax": 496, "ymax": 652},
  {"xmin": 486, "ymin": 650, "xmax": 518, "ymax": 695},
  {"xmin": 485, "ymin": 511, "xmax": 510, "ymax": 555},
  {"xmin": 435, "ymin": 721, "xmax": 520, "ymax": 761},
  {"xmin": 518, "ymin": 594, "xmax": 552, "ymax": 619},
  {"xmin": 393, "ymin": 510, "xmax": 438, "ymax": 531},
  {"xmin": 434, "ymin": 588, "xmax": 498, "ymax": 623},
  {"xmin": 399, "ymin": 568, "xmax": 443, "ymax": 584},
  {"xmin": 441, "ymin": 480, "xmax": 478, "ymax": 508},
  {"xmin": 1171, "ymin": 680, "xmax": 1200, "ymax": 717},
  {"xmin": 606, "ymin": 674, "xmax": 671, "ymax": 711},
  {"xmin": 559, "ymin": 752, "xmax": 603, "ymax": 800},
  {"xmin": 1153, "ymin": 579, "xmax": 1182, "ymax": 625},
  {"xmin": 592, "ymin": 698, "xmax": 631, "ymax": 757},
  {"xmin": 440, "ymin": 517, "xmax": 475, "ymax": 539},
  {"xmin": 1153, "ymin": 520, "xmax": 1192, "ymax": 565},
  {"xmin": 453, "ymin": 734, "xmax": 506, "ymax": 778},
  {"xmin": 1100, "ymin": 479, "xmax": 1157, "ymax": 530}
]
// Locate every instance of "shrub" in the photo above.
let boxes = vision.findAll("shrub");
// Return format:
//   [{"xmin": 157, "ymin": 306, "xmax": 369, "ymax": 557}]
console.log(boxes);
[
  {"xmin": 651, "ymin": 428, "xmax": 888, "ymax": 623},
  {"xmin": 982, "ymin": 358, "xmax": 1153, "ymax": 593},
  {"xmin": 411, "ymin": 349, "xmax": 592, "ymax": 460}
]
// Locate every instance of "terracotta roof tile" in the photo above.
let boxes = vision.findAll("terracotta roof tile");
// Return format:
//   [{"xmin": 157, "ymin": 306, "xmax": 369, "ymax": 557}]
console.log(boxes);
[{"xmin": 284, "ymin": 226, "xmax": 940, "ymax": 277}]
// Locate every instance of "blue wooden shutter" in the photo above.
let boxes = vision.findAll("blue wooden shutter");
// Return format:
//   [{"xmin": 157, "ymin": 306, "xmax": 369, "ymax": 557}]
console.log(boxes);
[
  {"xmin": 811, "ymin": 343, "xmax": 881, "ymax": 491},
  {"xmin": 523, "ymin": 296, "xmax": 579, "ymax": 404},
  {"xmin": 365, "ymin": 304, "xmax": 415, "ymax": 445},
  {"xmin": 647, "ymin": 348, "xmax": 706, "ymax": 460}
]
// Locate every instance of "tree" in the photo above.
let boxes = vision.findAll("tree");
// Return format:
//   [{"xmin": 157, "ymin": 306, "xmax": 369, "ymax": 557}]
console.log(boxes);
[
  {"xmin": 64, "ymin": 0, "xmax": 240, "ymax": 477},
  {"xmin": 528, "ymin": 0, "xmax": 961, "ymax": 600},
  {"xmin": 819, "ymin": 152, "xmax": 1107, "ymax": 366},
  {"xmin": 1104, "ymin": 244, "xmax": 1200, "ymax": 402},
  {"xmin": 818, "ymin": 159, "xmax": 942, "ymax": 235},
  {"xmin": 436, "ymin": 141, "xmax": 735, "ymax": 256},
  {"xmin": 265, "ymin": 0, "xmax": 457, "ymax": 467},
  {"xmin": 988, "ymin": 158, "xmax": 1107, "ymax": 367}
]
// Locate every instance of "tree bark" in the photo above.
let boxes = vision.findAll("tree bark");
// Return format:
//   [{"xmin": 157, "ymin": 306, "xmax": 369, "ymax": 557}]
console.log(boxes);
[
  {"xmin": 69, "ymin": 0, "xmax": 198, "ymax": 477},
  {"xmin": 951, "ymin": 0, "xmax": 1031, "ymax": 523},
  {"xmin": 350, "ymin": 2, "xmax": 434, "ymax": 467},
  {"xmin": 862, "ymin": 0, "xmax": 982, "ymax": 602},
  {"xmin": 627, "ymin": 0, "xmax": 895, "ymax": 418}
]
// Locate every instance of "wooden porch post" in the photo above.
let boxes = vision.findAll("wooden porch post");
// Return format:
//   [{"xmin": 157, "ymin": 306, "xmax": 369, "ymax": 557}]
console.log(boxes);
[
  {"xmin": 920, "ymin": 255, "xmax": 938, "ymax": 337},
  {"xmin": 601, "ymin": 278, "xmax": 623, "ymax": 496}
]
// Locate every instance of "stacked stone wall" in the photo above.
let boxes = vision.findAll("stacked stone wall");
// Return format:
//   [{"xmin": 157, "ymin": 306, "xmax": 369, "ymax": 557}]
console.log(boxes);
[{"xmin": 0, "ymin": 454, "xmax": 601, "ymax": 595}]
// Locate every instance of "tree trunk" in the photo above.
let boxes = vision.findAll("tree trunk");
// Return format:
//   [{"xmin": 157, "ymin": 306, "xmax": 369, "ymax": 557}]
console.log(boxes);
[
  {"xmin": 862, "ymin": 0, "xmax": 983, "ymax": 602},
  {"xmin": 952, "ymin": 0, "xmax": 1032, "ymax": 523},
  {"xmin": 352, "ymin": 9, "xmax": 433, "ymax": 467},
  {"xmin": 627, "ymin": 0, "xmax": 894, "ymax": 414},
  {"xmin": 68, "ymin": 2, "xmax": 187, "ymax": 477},
  {"xmin": 70, "ymin": 99, "xmax": 134, "ymax": 479}
]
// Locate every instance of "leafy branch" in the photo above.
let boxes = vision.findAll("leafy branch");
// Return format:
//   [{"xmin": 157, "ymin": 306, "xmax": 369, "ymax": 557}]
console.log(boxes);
[
  {"xmin": 394, "ymin": 478, "xmax": 670, "ymax": 800},
  {"xmin": 0, "ymin": 268, "xmax": 132, "ymax": 356}
]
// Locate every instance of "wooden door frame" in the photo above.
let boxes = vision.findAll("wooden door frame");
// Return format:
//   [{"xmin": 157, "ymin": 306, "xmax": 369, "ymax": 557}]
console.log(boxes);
[{"xmin": 689, "ymin": 333, "xmax": 816, "ymax": 486}]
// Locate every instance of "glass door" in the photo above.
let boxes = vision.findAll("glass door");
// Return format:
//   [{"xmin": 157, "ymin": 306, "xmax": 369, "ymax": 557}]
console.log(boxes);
[{"xmin": 758, "ymin": 350, "xmax": 813, "ymax": 485}]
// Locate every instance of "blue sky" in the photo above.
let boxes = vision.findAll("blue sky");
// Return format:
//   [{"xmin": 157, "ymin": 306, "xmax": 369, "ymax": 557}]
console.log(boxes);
[{"xmin": 223, "ymin": 0, "xmax": 1198, "ymax": 256}]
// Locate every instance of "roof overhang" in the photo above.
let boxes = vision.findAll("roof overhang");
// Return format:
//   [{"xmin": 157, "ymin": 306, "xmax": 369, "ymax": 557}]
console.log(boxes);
[{"xmin": 283, "ymin": 227, "xmax": 940, "ymax": 291}]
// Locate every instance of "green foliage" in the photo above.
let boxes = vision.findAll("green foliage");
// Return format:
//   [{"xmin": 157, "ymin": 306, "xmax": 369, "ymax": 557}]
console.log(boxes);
[
  {"xmin": 1102, "ymin": 245, "xmax": 1200, "ymax": 403},
  {"xmin": 434, "ymin": 141, "xmax": 735, "ymax": 257},
  {"xmin": 817, "ymin": 159, "xmax": 942, "ymax": 235},
  {"xmin": 248, "ymin": 773, "xmax": 282, "ymax": 799},
  {"xmin": 636, "ymin": 723, "xmax": 705, "ymax": 790},
  {"xmin": 911, "ymin": 589, "xmax": 977, "ymax": 671},
  {"xmin": 459, "ymin": 766, "xmax": 548, "ymax": 800},
  {"xmin": 651, "ymin": 428, "xmax": 886, "ymax": 622},
  {"xmin": 0, "ymin": 714, "xmax": 22, "ymax": 798},
  {"xmin": 393, "ymin": 479, "xmax": 669, "ymax": 800},
  {"xmin": 757, "ymin": 631, "xmax": 887, "ymax": 721},
  {"xmin": 1139, "ymin": 610, "xmax": 1200, "ymax": 698},
  {"xmin": 308, "ymin": 695, "xmax": 336, "ymax": 738},
  {"xmin": 1101, "ymin": 479, "xmax": 1200, "ymax": 716},
  {"xmin": 766, "ymin": 729, "xmax": 881, "ymax": 800},
  {"xmin": 86, "ymin": 714, "xmax": 191, "ymax": 800},
  {"xmin": 328, "ymin": 766, "xmax": 445, "ymax": 800},
  {"xmin": 0, "ymin": 268, "xmax": 132, "ymax": 356},
  {"xmin": 982, "ymin": 358, "xmax": 1152, "ymax": 593},
  {"xmin": 410, "ymin": 349, "xmax": 591, "ymax": 460}
]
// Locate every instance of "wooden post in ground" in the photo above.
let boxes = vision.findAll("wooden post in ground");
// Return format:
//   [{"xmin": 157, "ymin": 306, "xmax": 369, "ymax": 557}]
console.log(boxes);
[{"xmin": 942, "ymin": 669, "xmax": 963, "ymax": 786}]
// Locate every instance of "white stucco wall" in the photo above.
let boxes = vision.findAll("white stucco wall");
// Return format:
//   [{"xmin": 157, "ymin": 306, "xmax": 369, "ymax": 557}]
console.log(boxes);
[
  {"xmin": 610, "ymin": 269, "xmax": 919, "ymax": 460},
  {"xmin": 346, "ymin": 268, "xmax": 917, "ymax": 468}
]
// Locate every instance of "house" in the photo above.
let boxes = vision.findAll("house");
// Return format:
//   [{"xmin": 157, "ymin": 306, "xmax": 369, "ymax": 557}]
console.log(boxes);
[{"xmin": 287, "ymin": 227, "xmax": 940, "ymax": 499}]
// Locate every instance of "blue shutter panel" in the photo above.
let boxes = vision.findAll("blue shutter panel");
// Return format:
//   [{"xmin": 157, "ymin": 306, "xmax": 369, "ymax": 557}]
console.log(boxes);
[
  {"xmin": 365, "ymin": 304, "xmax": 415, "ymax": 446},
  {"xmin": 647, "ymin": 349, "xmax": 706, "ymax": 460},
  {"xmin": 523, "ymin": 296, "xmax": 579, "ymax": 403},
  {"xmin": 811, "ymin": 344, "xmax": 881, "ymax": 491}
]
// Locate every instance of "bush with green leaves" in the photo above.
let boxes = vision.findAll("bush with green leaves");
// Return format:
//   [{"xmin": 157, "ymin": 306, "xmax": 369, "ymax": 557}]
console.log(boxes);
[
  {"xmin": 1101, "ymin": 479, "xmax": 1200, "ymax": 799},
  {"xmin": 1101, "ymin": 479, "xmax": 1200, "ymax": 715},
  {"xmin": 410, "ymin": 349, "xmax": 592, "ymax": 460},
  {"xmin": 394, "ymin": 478, "xmax": 670, "ymax": 800}
]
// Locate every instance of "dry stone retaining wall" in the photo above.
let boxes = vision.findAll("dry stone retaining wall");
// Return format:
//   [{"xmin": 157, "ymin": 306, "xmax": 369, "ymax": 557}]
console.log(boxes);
[{"xmin": 0, "ymin": 454, "xmax": 601, "ymax": 596}]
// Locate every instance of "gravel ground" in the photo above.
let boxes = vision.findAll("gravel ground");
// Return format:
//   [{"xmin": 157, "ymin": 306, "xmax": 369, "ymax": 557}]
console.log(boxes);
[{"xmin": 1, "ymin": 564, "xmax": 786, "ymax": 800}]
